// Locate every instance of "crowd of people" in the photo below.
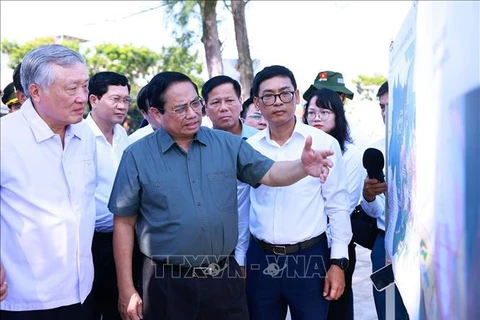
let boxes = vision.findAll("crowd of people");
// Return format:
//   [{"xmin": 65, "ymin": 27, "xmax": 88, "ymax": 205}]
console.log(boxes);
[{"xmin": 0, "ymin": 44, "xmax": 408, "ymax": 320}]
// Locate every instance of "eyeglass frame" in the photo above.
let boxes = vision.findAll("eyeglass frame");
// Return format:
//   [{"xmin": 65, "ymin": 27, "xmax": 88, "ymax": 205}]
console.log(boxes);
[
  {"xmin": 257, "ymin": 91, "xmax": 295, "ymax": 106},
  {"xmin": 163, "ymin": 97, "xmax": 205, "ymax": 117},
  {"xmin": 306, "ymin": 109, "xmax": 333, "ymax": 121},
  {"xmin": 246, "ymin": 112, "xmax": 265, "ymax": 120},
  {"xmin": 104, "ymin": 95, "xmax": 131, "ymax": 106}
]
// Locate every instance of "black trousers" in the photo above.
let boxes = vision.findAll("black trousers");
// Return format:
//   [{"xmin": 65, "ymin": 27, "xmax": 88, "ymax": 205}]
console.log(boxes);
[
  {"xmin": 91, "ymin": 232, "xmax": 121, "ymax": 320},
  {"xmin": 327, "ymin": 241, "xmax": 357, "ymax": 320},
  {"xmin": 142, "ymin": 255, "xmax": 249, "ymax": 320},
  {"xmin": 0, "ymin": 293, "xmax": 93, "ymax": 320}
]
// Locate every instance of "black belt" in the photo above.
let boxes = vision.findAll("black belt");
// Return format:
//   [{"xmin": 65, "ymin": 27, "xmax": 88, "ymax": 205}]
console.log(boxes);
[
  {"xmin": 150, "ymin": 256, "xmax": 230, "ymax": 278},
  {"xmin": 93, "ymin": 231, "xmax": 113, "ymax": 240},
  {"xmin": 254, "ymin": 232, "xmax": 326, "ymax": 255}
]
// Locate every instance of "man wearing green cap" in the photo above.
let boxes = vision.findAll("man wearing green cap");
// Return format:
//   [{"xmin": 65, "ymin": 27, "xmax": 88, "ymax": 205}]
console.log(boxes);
[
  {"xmin": 303, "ymin": 71, "xmax": 355, "ymax": 103},
  {"xmin": 1, "ymin": 83, "xmax": 22, "ymax": 113}
]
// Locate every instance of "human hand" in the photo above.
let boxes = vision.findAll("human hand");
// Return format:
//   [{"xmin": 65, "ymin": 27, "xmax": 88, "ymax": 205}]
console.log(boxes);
[
  {"xmin": 323, "ymin": 265, "xmax": 345, "ymax": 301},
  {"xmin": 118, "ymin": 287, "xmax": 143, "ymax": 320},
  {"xmin": 301, "ymin": 135, "xmax": 334, "ymax": 183},
  {"xmin": 0, "ymin": 263, "xmax": 7, "ymax": 302},
  {"xmin": 363, "ymin": 177, "xmax": 387, "ymax": 202}
]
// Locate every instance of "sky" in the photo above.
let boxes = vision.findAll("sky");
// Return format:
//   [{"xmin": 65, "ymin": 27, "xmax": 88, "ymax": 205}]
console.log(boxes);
[{"xmin": 0, "ymin": 1, "xmax": 412, "ymax": 90}]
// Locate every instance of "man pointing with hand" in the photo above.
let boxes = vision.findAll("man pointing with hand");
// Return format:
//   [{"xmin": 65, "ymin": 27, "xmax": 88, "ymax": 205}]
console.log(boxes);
[
  {"xmin": 107, "ymin": 71, "xmax": 337, "ymax": 320},
  {"xmin": 236, "ymin": 65, "xmax": 352, "ymax": 320}
]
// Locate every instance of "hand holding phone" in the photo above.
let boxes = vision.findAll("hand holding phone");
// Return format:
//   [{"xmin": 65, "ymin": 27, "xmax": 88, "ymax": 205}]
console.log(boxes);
[{"xmin": 370, "ymin": 263, "xmax": 395, "ymax": 292}]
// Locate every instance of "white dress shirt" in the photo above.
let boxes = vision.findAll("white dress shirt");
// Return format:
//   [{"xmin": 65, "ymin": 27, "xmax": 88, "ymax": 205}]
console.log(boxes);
[
  {"xmin": 0, "ymin": 99, "xmax": 97, "ymax": 311},
  {"xmin": 85, "ymin": 114, "xmax": 129, "ymax": 232},
  {"xmin": 128, "ymin": 124, "xmax": 154, "ymax": 145},
  {"xmin": 326, "ymin": 142, "xmax": 365, "ymax": 247},
  {"xmin": 343, "ymin": 143, "xmax": 365, "ymax": 213},
  {"xmin": 236, "ymin": 120, "xmax": 352, "ymax": 263},
  {"xmin": 360, "ymin": 138, "xmax": 386, "ymax": 231}
]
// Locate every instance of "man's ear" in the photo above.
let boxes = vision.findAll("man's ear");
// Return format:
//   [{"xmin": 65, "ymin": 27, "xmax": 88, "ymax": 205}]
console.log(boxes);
[
  {"xmin": 28, "ymin": 83, "xmax": 41, "ymax": 102},
  {"xmin": 89, "ymin": 94, "xmax": 99, "ymax": 109}
]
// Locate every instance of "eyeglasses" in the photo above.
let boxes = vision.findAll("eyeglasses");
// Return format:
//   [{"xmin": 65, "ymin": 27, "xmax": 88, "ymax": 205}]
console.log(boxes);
[
  {"xmin": 165, "ymin": 97, "xmax": 204, "ymax": 117},
  {"xmin": 306, "ymin": 110, "xmax": 332, "ymax": 121},
  {"xmin": 247, "ymin": 113, "xmax": 264, "ymax": 120},
  {"xmin": 108, "ymin": 96, "xmax": 131, "ymax": 106},
  {"xmin": 258, "ymin": 91, "xmax": 295, "ymax": 106}
]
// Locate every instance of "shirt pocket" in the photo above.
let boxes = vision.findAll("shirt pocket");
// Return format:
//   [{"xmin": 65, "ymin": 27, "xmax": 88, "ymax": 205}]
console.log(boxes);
[
  {"xmin": 207, "ymin": 170, "xmax": 237, "ymax": 211},
  {"xmin": 143, "ymin": 180, "xmax": 184, "ymax": 221}
]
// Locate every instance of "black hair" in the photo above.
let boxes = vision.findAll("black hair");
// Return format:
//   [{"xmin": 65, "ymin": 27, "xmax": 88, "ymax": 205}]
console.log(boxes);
[
  {"xmin": 241, "ymin": 97, "xmax": 254, "ymax": 119},
  {"xmin": 88, "ymin": 71, "xmax": 131, "ymax": 110},
  {"xmin": 201, "ymin": 75, "xmax": 241, "ymax": 103},
  {"xmin": 377, "ymin": 81, "xmax": 388, "ymax": 97},
  {"xmin": 147, "ymin": 71, "xmax": 198, "ymax": 114},
  {"xmin": 136, "ymin": 84, "xmax": 150, "ymax": 113},
  {"xmin": 251, "ymin": 65, "xmax": 297, "ymax": 97},
  {"xmin": 302, "ymin": 88, "xmax": 353, "ymax": 154},
  {"xmin": 13, "ymin": 63, "xmax": 24, "ymax": 93}
]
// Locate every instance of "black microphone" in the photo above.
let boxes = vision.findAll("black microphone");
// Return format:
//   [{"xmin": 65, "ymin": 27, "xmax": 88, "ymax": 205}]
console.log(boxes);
[{"xmin": 363, "ymin": 148, "xmax": 385, "ymax": 183}]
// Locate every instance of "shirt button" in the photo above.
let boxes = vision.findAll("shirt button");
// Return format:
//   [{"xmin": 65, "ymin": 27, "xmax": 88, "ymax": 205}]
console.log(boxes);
[
  {"xmin": 197, "ymin": 202, "xmax": 201, "ymax": 207},
  {"xmin": 192, "ymin": 179, "xmax": 196, "ymax": 183},
  {"xmin": 156, "ymin": 183, "xmax": 160, "ymax": 187}
]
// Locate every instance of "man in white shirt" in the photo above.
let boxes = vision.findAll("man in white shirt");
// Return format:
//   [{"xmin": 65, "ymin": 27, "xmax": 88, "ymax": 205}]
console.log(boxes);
[
  {"xmin": 128, "ymin": 84, "xmax": 162, "ymax": 144},
  {"xmin": 236, "ymin": 65, "xmax": 352, "ymax": 320},
  {"xmin": 85, "ymin": 71, "xmax": 131, "ymax": 320},
  {"xmin": 0, "ymin": 44, "xmax": 96, "ymax": 319}
]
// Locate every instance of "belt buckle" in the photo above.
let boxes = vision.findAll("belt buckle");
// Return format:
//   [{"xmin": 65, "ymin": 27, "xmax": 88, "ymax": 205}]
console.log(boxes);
[
  {"xmin": 272, "ymin": 245, "xmax": 287, "ymax": 255},
  {"xmin": 192, "ymin": 262, "xmax": 223, "ymax": 277},
  {"xmin": 192, "ymin": 266, "xmax": 210, "ymax": 277}
]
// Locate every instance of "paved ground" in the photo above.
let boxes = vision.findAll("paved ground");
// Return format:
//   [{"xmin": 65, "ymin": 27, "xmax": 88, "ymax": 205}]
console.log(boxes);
[{"xmin": 285, "ymin": 245, "xmax": 378, "ymax": 320}]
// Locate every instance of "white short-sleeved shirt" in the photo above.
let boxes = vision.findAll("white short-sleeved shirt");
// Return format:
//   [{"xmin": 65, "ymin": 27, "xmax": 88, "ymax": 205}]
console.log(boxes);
[
  {"xmin": 0, "ymin": 99, "xmax": 97, "ymax": 311},
  {"xmin": 85, "ymin": 114, "xmax": 129, "ymax": 232},
  {"xmin": 237, "ymin": 120, "xmax": 352, "ymax": 260},
  {"xmin": 128, "ymin": 124, "xmax": 154, "ymax": 145}
]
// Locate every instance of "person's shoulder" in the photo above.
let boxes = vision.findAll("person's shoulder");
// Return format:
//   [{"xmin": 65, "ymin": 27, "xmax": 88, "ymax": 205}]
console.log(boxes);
[
  {"xmin": 296, "ymin": 121, "xmax": 337, "ymax": 145},
  {"xmin": 246, "ymin": 127, "xmax": 267, "ymax": 145},
  {"xmin": 72, "ymin": 119, "xmax": 96, "ymax": 139}
]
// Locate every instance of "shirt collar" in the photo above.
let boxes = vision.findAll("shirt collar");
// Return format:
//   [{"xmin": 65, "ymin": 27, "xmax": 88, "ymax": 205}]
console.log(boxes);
[
  {"xmin": 85, "ymin": 112, "xmax": 124, "ymax": 142},
  {"xmin": 256, "ymin": 116, "xmax": 308, "ymax": 144},
  {"xmin": 158, "ymin": 126, "xmax": 208, "ymax": 153},
  {"xmin": 84, "ymin": 113, "xmax": 103, "ymax": 137},
  {"xmin": 21, "ymin": 99, "xmax": 87, "ymax": 143}
]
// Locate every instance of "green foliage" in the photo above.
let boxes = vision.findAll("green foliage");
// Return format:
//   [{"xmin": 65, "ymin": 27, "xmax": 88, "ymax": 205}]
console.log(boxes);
[
  {"xmin": 1, "ymin": 37, "xmax": 80, "ymax": 68},
  {"xmin": 1, "ymin": 36, "xmax": 205, "ymax": 131},
  {"xmin": 353, "ymin": 74, "xmax": 387, "ymax": 86}
]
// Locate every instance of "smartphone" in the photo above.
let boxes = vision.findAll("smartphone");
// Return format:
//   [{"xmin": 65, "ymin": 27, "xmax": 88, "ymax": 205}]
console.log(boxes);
[{"xmin": 370, "ymin": 263, "xmax": 395, "ymax": 292}]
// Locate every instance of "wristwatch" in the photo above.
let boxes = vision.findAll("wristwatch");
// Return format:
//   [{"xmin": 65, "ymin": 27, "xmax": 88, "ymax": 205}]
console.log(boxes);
[{"xmin": 330, "ymin": 258, "xmax": 349, "ymax": 271}]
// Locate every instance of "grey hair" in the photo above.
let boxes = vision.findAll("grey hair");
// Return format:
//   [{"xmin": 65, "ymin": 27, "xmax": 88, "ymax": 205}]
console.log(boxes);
[{"xmin": 20, "ymin": 44, "xmax": 87, "ymax": 99}]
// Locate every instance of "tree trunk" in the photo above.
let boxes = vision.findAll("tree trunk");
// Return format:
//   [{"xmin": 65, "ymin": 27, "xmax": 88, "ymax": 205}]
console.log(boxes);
[
  {"xmin": 231, "ymin": 0, "xmax": 253, "ymax": 99},
  {"xmin": 199, "ymin": 0, "xmax": 223, "ymax": 77}
]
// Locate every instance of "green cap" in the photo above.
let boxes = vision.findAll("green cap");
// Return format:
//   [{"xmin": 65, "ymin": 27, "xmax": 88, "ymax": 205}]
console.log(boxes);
[{"xmin": 303, "ymin": 71, "xmax": 354, "ymax": 101}]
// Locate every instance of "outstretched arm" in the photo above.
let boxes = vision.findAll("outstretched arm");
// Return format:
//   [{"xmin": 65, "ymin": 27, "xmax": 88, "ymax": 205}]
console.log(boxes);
[{"xmin": 260, "ymin": 135, "xmax": 334, "ymax": 186}]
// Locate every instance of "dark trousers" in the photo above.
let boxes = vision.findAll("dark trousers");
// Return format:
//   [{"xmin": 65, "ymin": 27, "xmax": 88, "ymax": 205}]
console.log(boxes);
[
  {"xmin": 0, "ymin": 293, "xmax": 93, "ymax": 320},
  {"xmin": 142, "ymin": 255, "xmax": 248, "ymax": 320},
  {"xmin": 371, "ymin": 233, "xmax": 409, "ymax": 320},
  {"xmin": 245, "ymin": 236, "xmax": 330, "ymax": 320},
  {"xmin": 327, "ymin": 241, "xmax": 356, "ymax": 320},
  {"xmin": 91, "ymin": 232, "xmax": 121, "ymax": 320}
]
